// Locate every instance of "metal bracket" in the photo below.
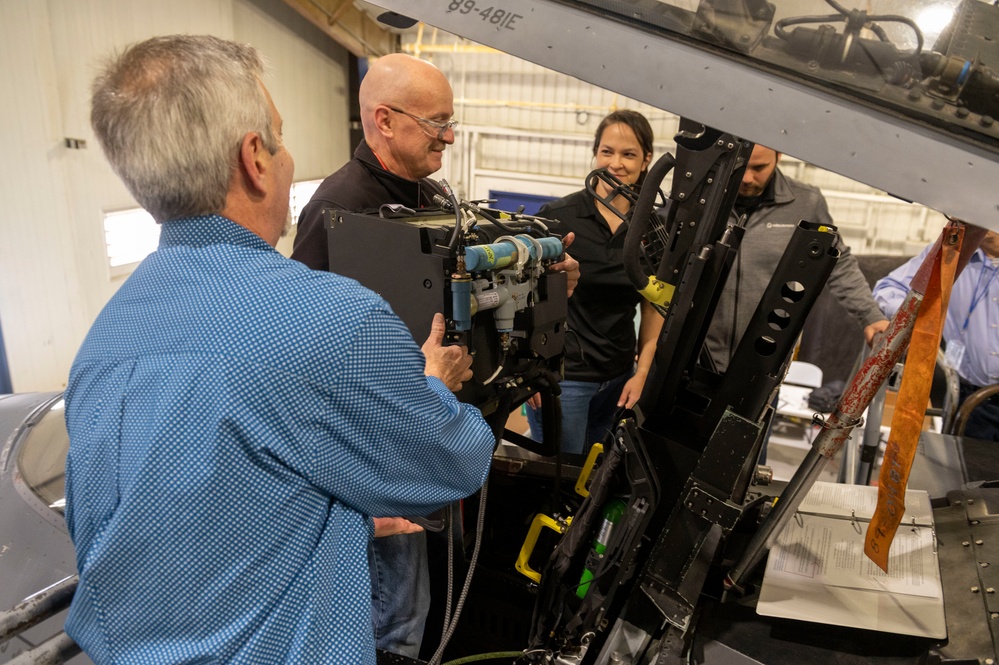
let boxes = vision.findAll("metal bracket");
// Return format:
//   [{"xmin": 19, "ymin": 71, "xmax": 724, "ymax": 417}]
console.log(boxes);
[{"xmin": 684, "ymin": 484, "xmax": 743, "ymax": 530}]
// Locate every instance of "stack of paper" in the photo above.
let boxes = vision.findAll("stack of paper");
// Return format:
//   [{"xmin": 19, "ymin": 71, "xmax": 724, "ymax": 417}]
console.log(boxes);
[{"xmin": 756, "ymin": 481, "xmax": 945, "ymax": 638}]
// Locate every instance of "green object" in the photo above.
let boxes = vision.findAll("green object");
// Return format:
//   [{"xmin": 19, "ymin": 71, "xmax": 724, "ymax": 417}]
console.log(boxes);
[{"xmin": 576, "ymin": 498, "xmax": 627, "ymax": 598}]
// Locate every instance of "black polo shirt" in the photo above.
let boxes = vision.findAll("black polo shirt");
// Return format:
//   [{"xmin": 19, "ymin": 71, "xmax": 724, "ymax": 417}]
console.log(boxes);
[
  {"xmin": 292, "ymin": 141, "xmax": 443, "ymax": 271},
  {"xmin": 538, "ymin": 190, "xmax": 641, "ymax": 382}
]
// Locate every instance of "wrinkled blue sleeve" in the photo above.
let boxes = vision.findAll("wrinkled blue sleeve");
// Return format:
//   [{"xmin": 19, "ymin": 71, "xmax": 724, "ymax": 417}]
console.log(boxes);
[
  {"xmin": 872, "ymin": 245, "xmax": 931, "ymax": 319},
  {"xmin": 279, "ymin": 303, "xmax": 495, "ymax": 518}
]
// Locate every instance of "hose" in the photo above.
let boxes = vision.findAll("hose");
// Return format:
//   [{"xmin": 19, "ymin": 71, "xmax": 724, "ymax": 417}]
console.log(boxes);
[
  {"xmin": 442, "ymin": 651, "xmax": 525, "ymax": 665},
  {"xmin": 623, "ymin": 152, "xmax": 675, "ymax": 291}
]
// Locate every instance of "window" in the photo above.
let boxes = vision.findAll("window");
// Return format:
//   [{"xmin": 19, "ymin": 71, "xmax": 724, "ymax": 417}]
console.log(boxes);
[
  {"xmin": 104, "ymin": 208, "xmax": 159, "ymax": 277},
  {"xmin": 291, "ymin": 179, "xmax": 323, "ymax": 224},
  {"xmin": 103, "ymin": 179, "xmax": 325, "ymax": 277}
]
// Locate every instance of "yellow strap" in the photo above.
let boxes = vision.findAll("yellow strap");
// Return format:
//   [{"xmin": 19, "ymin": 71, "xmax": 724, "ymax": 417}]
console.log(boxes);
[{"xmin": 864, "ymin": 226, "xmax": 961, "ymax": 572}]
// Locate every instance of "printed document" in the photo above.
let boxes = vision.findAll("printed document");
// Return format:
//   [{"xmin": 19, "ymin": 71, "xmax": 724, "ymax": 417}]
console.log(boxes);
[{"xmin": 757, "ymin": 482, "xmax": 945, "ymax": 638}]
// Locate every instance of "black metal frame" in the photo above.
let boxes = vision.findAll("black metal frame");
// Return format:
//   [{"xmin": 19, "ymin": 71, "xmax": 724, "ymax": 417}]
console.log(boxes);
[{"xmin": 521, "ymin": 120, "xmax": 843, "ymax": 663}]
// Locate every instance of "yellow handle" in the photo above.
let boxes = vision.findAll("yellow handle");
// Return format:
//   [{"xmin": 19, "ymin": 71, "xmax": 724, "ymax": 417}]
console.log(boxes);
[
  {"xmin": 639, "ymin": 276, "xmax": 675, "ymax": 307},
  {"xmin": 574, "ymin": 442, "xmax": 604, "ymax": 498},
  {"xmin": 515, "ymin": 513, "xmax": 570, "ymax": 583}
]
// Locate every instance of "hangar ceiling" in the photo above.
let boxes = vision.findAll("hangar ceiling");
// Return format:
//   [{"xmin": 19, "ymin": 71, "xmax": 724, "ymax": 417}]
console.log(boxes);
[{"xmin": 279, "ymin": 0, "xmax": 398, "ymax": 58}]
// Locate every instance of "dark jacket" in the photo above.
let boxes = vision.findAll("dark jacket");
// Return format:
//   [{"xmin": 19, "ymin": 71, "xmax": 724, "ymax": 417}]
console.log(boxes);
[
  {"xmin": 703, "ymin": 169, "xmax": 885, "ymax": 372},
  {"xmin": 292, "ymin": 141, "xmax": 443, "ymax": 271}
]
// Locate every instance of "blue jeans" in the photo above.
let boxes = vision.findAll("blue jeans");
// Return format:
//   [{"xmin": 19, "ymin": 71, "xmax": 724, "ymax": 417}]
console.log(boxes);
[
  {"xmin": 369, "ymin": 531, "xmax": 429, "ymax": 657},
  {"xmin": 527, "ymin": 373, "xmax": 631, "ymax": 455}
]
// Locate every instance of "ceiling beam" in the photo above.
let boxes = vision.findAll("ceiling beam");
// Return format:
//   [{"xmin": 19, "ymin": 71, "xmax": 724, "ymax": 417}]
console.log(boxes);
[{"xmin": 281, "ymin": 0, "xmax": 398, "ymax": 59}]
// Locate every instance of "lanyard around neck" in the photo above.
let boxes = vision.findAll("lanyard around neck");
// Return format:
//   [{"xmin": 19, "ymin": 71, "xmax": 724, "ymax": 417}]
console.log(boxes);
[{"xmin": 962, "ymin": 255, "xmax": 999, "ymax": 331}]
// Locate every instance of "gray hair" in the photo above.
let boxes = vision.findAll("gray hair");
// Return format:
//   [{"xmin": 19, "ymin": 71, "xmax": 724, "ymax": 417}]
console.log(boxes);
[{"xmin": 90, "ymin": 35, "xmax": 279, "ymax": 222}]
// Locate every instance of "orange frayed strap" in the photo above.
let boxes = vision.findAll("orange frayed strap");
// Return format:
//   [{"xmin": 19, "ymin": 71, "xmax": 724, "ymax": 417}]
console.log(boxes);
[{"xmin": 864, "ymin": 225, "xmax": 962, "ymax": 572}]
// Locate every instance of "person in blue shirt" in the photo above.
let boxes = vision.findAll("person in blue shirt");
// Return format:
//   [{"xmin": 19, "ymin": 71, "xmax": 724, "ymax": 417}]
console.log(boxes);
[
  {"xmin": 873, "ymin": 228, "xmax": 999, "ymax": 441},
  {"xmin": 64, "ymin": 34, "xmax": 495, "ymax": 665}
]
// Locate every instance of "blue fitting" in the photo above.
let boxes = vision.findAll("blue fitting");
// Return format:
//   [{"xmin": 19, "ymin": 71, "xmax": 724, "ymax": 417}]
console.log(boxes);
[{"xmin": 451, "ymin": 279, "xmax": 473, "ymax": 331}]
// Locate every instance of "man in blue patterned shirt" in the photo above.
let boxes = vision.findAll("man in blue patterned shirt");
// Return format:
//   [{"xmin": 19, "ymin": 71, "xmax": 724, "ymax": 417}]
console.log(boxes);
[{"xmin": 63, "ymin": 35, "xmax": 495, "ymax": 664}]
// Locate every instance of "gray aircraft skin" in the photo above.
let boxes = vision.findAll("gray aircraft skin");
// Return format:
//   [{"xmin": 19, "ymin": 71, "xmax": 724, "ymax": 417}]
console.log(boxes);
[{"xmin": 0, "ymin": 392, "xmax": 90, "ymax": 664}]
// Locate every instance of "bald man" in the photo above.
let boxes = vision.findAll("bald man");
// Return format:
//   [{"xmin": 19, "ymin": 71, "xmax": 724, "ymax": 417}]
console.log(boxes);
[
  {"xmin": 294, "ymin": 54, "xmax": 578, "ymax": 657},
  {"xmin": 291, "ymin": 53, "xmax": 457, "ymax": 659},
  {"xmin": 292, "ymin": 54, "xmax": 455, "ymax": 271}
]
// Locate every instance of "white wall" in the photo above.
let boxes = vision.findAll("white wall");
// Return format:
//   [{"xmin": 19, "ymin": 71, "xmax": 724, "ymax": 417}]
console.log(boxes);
[{"xmin": 0, "ymin": 0, "xmax": 350, "ymax": 392}]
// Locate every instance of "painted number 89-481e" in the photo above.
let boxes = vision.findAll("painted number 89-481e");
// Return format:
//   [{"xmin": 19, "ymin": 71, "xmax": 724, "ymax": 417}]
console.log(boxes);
[{"xmin": 446, "ymin": 0, "xmax": 523, "ymax": 29}]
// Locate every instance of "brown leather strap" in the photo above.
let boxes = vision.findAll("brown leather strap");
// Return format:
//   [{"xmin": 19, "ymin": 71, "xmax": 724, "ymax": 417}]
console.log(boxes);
[{"xmin": 864, "ymin": 223, "xmax": 962, "ymax": 572}]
